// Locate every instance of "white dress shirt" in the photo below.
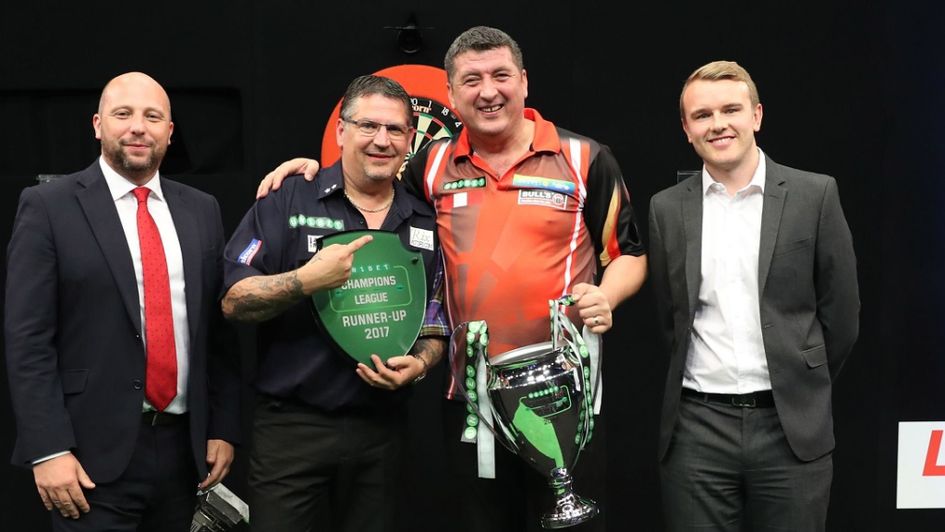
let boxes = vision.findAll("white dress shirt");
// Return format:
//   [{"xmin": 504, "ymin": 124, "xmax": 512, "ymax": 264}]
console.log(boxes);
[
  {"xmin": 683, "ymin": 149, "xmax": 771, "ymax": 394},
  {"xmin": 33, "ymin": 159, "xmax": 193, "ymax": 465},
  {"xmin": 99, "ymin": 157, "xmax": 191, "ymax": 414}
]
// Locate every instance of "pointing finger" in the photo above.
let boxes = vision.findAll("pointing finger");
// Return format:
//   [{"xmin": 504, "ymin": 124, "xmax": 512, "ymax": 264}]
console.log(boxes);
[{"xmin": 346, "ymin": 235, "xmax": 374, "ymax": 253}]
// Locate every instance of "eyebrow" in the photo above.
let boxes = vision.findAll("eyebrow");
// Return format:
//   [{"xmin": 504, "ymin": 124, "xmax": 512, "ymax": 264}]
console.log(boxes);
[{"xmin": 109, "ymin": 105, "xmax": 167, "ymax": 116}]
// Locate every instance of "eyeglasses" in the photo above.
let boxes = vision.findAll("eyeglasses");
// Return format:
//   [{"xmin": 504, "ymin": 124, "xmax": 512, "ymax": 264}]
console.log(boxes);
[{"xmin": 342, "ymin": 118, "xmax": 412, "ymax": 139}]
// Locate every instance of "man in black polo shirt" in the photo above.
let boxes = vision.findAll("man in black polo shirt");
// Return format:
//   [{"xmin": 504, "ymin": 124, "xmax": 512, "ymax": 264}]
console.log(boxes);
[{"xmin": 221, "ymin": 75, "xmax": 447, "ymax": 532}]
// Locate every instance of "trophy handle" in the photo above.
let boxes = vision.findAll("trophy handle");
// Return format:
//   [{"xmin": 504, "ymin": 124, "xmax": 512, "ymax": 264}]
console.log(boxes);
[
  {"xmin": 550, "ymin": 296, "xmax": 598, "ymax": 452},
  {"xmin": 447, "ymin": 321, "xmax": 523, "ymax": 454}
]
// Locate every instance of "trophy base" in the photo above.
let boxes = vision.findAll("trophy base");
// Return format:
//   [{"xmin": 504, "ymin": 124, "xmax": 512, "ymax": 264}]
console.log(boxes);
[{"xmin": 540, "ymin": 492, "xmax": 598, "ymax": 529}]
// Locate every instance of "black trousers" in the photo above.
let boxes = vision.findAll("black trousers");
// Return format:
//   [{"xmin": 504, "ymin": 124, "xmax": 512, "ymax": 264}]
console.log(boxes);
[
  {"xmin": 248, "ymin": 395, "xmax": 406, "ymax": 532},
  {"xmin": 443, "ymin": 399, "xmax": 607, "ymax": 532},
  {"xmin": 660, "ymin": 395, "xmax": 833, "ymax": 532},
  {"xmin": 52, "ymin": 416, "xmax": 197, "ymax": 532}
]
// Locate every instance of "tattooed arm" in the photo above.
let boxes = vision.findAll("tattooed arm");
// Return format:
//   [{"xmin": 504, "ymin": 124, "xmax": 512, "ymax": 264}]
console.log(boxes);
[
  {"xmin": 222, "ymin": 270, "xmax": 306, "ymax": 323},
  {"xmin": 222, "ymin": 235, "xmax": 373, "ymax": 322},
  {"xmin": 408, "ymin": 337, "xmax": 447, "ymax": 379}
]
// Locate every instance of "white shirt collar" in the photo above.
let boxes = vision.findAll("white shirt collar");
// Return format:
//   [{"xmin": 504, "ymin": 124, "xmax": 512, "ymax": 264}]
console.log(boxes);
[
  {"xmin": 98, "ymin": 156, "xmax": 164, "ymax": 202},
  {"xmin": 701, "ymin": 147, "xmax": 767, "ymax": 196}
]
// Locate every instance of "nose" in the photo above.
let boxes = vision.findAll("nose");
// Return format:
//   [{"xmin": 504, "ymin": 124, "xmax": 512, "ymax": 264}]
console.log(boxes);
[
  {"xmin": 128, "ymin": 113, "xmax": 146, "ymax": 134},
  {"xmin": 372, "ymin": 126, "xmax": 392, "ymax": 147},
  {"xmin": 710, "ymin": 112, "xmax": 727, "ymax": 131},
  {"xmin": 479, "ymin": 76, "xmax": 499, "ymax": 99}
]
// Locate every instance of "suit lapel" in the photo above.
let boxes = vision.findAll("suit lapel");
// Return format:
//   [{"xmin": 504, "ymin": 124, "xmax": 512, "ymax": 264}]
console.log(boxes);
[
  {"xmin": 75, "ymin": 165, "xmax": 141, "ymax": 332},
  {"xmin": 758, "ymin": 156, "xmax": 787, "ymax": 296},
  {"xmin": 682, "ymin": 176, "xmax": 703, "ymax": 315},
  {"xmin": 164, "ymin": 181, "xmax": 201, "ymax": 346}
]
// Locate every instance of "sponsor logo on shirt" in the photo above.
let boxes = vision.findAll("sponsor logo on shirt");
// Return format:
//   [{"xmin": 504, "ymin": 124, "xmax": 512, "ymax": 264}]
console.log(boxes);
[
  {"xmin": 238, "ymin": 239, "xmax": 262, "ymax": 265},
  {"xmin": 517, "ymin": 189, "xmax": 568, "ymax": 210},
  {"xmin": 511, "ymin": 174, "xmax": 575, "ymax": 194},
  {"xmin": 443, "ymin": 177, "xmax": 486, "ymax": 191},
  {"xmin": 409, "ymin": 227, "xmax": 434, "ymax": 251},
  {"xmin": 288, "ymin": 214, "xmax": 344, "ymax": 231}
]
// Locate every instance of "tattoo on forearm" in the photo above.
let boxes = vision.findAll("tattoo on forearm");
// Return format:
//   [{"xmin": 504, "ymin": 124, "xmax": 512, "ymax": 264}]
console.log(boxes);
[
  {"xmin": 409, "ymin": 337, "xmax": 446, "ymax": 366},
  {"xmin": 223, "ymin": 271, "xmax": 305, "ymax": 322}
]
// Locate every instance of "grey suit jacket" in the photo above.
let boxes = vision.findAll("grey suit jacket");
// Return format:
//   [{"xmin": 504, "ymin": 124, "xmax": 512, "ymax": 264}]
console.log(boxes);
[{"xmin": 648, "ymin": 154, "xmax": 859, "ymax": 462}]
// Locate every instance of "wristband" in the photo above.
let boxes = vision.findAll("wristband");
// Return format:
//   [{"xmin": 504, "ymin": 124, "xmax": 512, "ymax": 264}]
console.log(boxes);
[{"xmin": 410, "ymin": 353, "xmax": 429, "ymax": 383}]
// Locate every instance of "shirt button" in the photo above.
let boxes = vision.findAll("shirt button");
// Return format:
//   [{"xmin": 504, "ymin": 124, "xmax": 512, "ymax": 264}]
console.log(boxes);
[{"xmin": 132, "ymin": 379, "xmax": 143, "ymax": 390}]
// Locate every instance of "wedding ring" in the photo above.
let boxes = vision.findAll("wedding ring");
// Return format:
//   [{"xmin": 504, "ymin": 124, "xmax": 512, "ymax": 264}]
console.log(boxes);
[{"xmin": 593, "ymin": 316, "xmax": 601, "ymax": 326}]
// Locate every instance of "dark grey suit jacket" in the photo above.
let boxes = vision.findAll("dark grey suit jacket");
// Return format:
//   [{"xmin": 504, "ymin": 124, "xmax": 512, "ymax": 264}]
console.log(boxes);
[
  {"xmin": 648, "ymin": 154, "xmax": 859, "ymax": 462},
  {"xmin": 4, "ymin": 161, "xmax": 241, "ymax": 483}
]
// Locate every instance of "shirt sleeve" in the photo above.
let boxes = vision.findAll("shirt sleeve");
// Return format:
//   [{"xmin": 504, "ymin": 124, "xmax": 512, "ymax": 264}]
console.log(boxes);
[
  {"xmin": 582, "ymin": 143, "xmax": 646, "ymax": 267},
  {"xmin": 223, "ymin": 191, "xmax": 289, "ymax": 290},
  {"xmin": 401, "ymin": 140, "xmax": 437, "ymax": 204},
  {"xmin": 418, "ymin": 250, "xmax": 449, "ymax": 338}
]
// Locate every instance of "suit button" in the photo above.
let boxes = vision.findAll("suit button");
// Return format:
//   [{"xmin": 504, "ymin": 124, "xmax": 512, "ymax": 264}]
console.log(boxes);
[{"xmin": 132, "ymin": 379, "xmax": 143, "ymax": 390}]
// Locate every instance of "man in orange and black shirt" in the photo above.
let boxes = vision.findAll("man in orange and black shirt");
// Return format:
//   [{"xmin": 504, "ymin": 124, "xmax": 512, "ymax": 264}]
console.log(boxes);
[
  {"xmin": 404, "ymin": 106, "xmax": 644, "ymax": 393},
  {"xmin": 260, "ymin": 26, "xmax": 646, "ymax": 532},
  {"xmin": 408, "ymin": 28, "xmax": 646, "ymax": 532}
]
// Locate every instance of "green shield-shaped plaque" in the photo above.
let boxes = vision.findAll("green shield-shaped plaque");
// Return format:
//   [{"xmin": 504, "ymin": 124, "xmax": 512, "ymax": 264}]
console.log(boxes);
[{"xmin": 311, "ymin": 230, "xmax": 426, "ymax": 365}]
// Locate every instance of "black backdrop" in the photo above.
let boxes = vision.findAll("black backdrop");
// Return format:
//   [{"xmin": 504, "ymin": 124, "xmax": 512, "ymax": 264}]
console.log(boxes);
[{"xmin": 1, "ymin": 1, "xmax": 943, "ymax": 530}]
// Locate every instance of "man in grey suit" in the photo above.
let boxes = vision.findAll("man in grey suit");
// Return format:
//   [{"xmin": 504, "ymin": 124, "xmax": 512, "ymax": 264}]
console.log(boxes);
[{"xmin": 648, "ymin": 61, "xmax": 859, "ymax": 531}]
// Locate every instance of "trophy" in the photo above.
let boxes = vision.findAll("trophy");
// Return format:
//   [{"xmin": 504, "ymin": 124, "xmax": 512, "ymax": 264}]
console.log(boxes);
[
  {"xmin": 449, "ymin": 296, "xmax": 600, "ymax": 529},
  {"xmin": 311, "ymin": 230, "xmax": 427, "ymax": 365},
  {"xmin": 191, "ymin": 483, "xmax": 250, "ymax": 531}
]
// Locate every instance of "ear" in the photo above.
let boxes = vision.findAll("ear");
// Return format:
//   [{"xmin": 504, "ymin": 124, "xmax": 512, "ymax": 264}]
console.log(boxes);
[
  {"xmin": 753, "ymin": 103, "xmax": 763, "ymax": 132},
  {"xmin": 92, "ymin": 114, "xmax": 102, "ymax": 140},
  {"xmin": 447, "ymin": 81, "xmax": 456, "ymax": 110},
  {"xmin": 521, "ymin": 69, "xmax": 528, "ymax": 100},
  {"xmin": 681, "ymin": 118, "xmax": 693, "ymax": 144},
  {"xmin": 335, "ymin": 117, "xmax": 346, "ymax": 147},
  {"xmin": 168, "ymin": 120, "xmax": 174, "ymax": 145}
]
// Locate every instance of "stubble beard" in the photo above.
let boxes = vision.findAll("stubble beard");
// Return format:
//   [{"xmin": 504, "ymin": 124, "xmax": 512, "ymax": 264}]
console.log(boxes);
[{"xmin": 103, "ymin": 138, "xmax": 166, "ymax": 181}]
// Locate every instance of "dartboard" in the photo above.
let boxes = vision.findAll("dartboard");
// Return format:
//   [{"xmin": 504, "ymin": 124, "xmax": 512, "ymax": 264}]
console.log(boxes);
[
  {"xmin": 402, "ymin": 97, "xmax": 463, "ymax": 175},
  {"xmin": 411, "ymin": 97, "xmax": 463, "ymax": 150}
]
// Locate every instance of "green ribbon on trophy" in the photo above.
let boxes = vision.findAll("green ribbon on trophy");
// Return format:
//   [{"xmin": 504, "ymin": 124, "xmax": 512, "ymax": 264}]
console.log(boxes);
[{"xmin": 311, "ymin": 230, "xmax": 426, "ymax": 365}]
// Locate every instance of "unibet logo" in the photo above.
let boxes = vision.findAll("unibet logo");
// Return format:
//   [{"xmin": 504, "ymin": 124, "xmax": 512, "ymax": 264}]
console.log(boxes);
[
  {"xmin": 443, "ymin": 177, "xmax": 486, "ymax": 191},
  {"xmin": 288, "ymin": 214, "xmax": 344, "ymax": 231}
]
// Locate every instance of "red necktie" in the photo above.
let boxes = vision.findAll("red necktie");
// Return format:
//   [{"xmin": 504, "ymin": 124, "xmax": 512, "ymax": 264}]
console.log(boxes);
[{"xmin": 133, "ymin": 187, "xmax": 178, "ymax": 411}]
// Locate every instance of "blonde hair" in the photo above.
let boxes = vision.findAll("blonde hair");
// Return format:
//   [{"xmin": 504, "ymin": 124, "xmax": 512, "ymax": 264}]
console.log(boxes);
[{"xmin": 679, "ymin": 60, "xmax": 759, "ymax": 119}]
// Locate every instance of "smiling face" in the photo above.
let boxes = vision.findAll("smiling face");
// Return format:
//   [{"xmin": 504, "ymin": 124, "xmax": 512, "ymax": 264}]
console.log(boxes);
[
  {"xmin": 336, "ymin": 93, "xmax": 413, "ymax": 186},
  {"xmin": 447, "ymin": 46, "xmax": 528, "ymax": 144},
  {"xmin": 681, "ymin": 78, "xmax": 763, "ymax": 181},
  {"xmin": 93, "ymin": 72, "xmax": 173, "ymax": 184}
]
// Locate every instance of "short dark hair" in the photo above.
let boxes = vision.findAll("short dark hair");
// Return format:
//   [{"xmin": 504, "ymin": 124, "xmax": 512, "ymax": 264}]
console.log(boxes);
[
  {"xmin": 444, "ymin": 26, "xmax": 524, "ymax": 81},
  {"xmin": 339, "ymin": 75, "xmax": 411, "ymax": 124}
]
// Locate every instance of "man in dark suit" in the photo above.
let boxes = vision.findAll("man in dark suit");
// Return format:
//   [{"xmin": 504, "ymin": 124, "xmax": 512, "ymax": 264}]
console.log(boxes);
[
  {"xmin": 648, "ymin": 61, "xmax": 860, "ymax": 531},
  {"xmin": 4, "ymin": 72, "xmax": 241, "ymax": 531}
]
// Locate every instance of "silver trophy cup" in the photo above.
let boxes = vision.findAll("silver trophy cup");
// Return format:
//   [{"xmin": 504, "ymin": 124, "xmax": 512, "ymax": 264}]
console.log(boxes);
[{"xmin": 449, "ymin": 297, "xmax": 599, "ymax": 529}]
